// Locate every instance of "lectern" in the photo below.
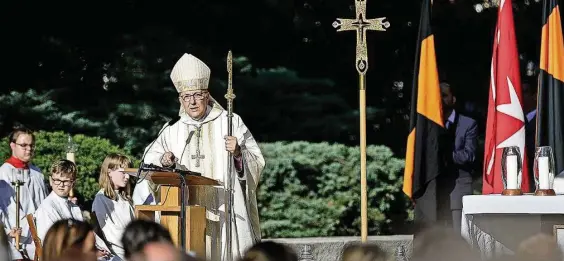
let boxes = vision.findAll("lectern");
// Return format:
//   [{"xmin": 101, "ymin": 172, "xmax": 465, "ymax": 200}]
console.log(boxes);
[{"xmin": 125, "ymin": 168, "xmax": 221, "ymax": 257}]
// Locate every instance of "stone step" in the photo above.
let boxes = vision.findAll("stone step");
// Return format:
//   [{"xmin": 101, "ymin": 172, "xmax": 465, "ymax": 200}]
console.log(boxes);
[{"xmin": 266, "ymin": 235, "xmax": 413, "ymax": 261}]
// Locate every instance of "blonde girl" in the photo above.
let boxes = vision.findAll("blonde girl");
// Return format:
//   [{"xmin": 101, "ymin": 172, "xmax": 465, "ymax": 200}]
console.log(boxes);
[{"xmin": 92, "ymin": 153, "xmax": 135, "ymax": 261}]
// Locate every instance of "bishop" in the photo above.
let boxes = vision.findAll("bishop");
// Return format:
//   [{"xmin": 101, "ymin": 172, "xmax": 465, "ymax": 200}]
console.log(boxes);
[{"xmin": 133, "ymin": 53, "xmax": 265, "ymax": 261}]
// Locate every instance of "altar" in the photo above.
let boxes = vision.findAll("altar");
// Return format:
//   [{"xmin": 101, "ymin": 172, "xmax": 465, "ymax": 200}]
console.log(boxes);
[{"xmin": 461, "ymin": 194, "xmax": 564, "ymax": 260}]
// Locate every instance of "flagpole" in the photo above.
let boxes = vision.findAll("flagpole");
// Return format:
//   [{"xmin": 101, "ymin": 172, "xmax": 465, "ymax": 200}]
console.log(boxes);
[{"xmin": 333, "ymin": 0, "xmax": 389, "ymax": 242}]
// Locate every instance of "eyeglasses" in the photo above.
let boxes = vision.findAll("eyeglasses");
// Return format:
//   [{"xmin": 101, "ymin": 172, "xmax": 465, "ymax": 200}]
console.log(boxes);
[
  {"xmin": 180, "ymin": 92, "xmax": 207, "ymax": 102},
  {"xmin": 51, "ymin": 178, "xmax": 75, "ymax": 186},
  {"xmin": 14, "ymin": 143, "xmax": 35, "ymax": 150}
]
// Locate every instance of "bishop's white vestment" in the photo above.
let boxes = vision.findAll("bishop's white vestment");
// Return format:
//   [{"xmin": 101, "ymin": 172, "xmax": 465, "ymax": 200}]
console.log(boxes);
[
  {"xmin": 133, "ymin": 103, "xmax": 265, "ymax": 261},
  {"xmin": 92, "ymin": 190, "xmax": 135, "ymax": 261},
  {"xmin": 0, "ymin": 163, "xmax": 47, "ymax": 260}
]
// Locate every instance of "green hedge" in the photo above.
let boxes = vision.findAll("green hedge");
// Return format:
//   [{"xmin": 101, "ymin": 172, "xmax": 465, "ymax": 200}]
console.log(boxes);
[
  {"xmin": 259, "ymin": 142, "xmax": 410, "ymax": 238},
  {"xmin": 0, "ymin": 132, "xmax": 411, "ymax": 237}
]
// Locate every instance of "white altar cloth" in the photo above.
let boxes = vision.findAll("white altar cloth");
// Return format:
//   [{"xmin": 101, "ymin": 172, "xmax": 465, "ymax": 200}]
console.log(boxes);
[{"xmin": 461, "ymin": 195, "xmax": 564, "ymax": 260}]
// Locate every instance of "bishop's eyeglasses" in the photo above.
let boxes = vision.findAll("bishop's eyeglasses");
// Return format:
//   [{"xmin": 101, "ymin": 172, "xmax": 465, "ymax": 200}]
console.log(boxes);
[{"xmin": 180, "ymin": 92, "xmax": 207, "ymax": 102}]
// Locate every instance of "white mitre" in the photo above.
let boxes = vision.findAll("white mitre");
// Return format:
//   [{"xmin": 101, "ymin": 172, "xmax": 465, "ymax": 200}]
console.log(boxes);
[
  {"xmin": 170, "ymin": 53, "xmax": 223, "ymax": 115},
  {"xmin": 170, "ymin": 53, "xmax": 211, "ymax": 93}
]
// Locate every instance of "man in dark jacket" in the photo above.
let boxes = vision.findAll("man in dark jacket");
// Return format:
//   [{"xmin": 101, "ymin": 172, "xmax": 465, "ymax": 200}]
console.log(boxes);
[
  {"xmin": 522, "ymin": 82, "xmax": 537, "ymax": 191},
  {"xmin": 436, "ymin": 83, "xmax": 478, "ymax": 234}
]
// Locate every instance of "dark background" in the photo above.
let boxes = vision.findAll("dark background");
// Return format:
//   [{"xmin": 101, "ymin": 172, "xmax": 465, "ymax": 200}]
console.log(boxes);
[{"xmin": 2, "ymin": 0, "xmax": 560, "ymax": 157}]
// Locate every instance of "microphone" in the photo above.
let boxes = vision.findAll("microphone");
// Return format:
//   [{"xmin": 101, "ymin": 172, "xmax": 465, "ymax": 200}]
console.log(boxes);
[
  {"xmin": 135, "ymin": 116, "xmax": 181, "ymax": 184},
  {"xmin": 139, "ymin": 163, "xmax": 201, "ymax": 177}
]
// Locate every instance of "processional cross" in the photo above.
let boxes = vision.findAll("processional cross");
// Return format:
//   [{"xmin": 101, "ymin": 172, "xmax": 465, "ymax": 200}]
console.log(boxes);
[{"xmin": 333, "ymin": 0, "xmax": 389, "ymax": 242}]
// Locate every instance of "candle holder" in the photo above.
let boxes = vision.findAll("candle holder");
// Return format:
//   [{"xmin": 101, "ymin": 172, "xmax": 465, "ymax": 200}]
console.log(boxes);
[
  {"xmin": 66, "ymin": 134, "xmax": 77, "ymax": 163},
  {"xmin": 10, "ymin": 168, "xmax": 25, "ymax": 250},
  {"xmin": 534, "ymin": 146, "xmax": 556, "ymax": 196},
  {"xmin": 501, "ymin": 146, "xmax": 523, "ymax": 196}
]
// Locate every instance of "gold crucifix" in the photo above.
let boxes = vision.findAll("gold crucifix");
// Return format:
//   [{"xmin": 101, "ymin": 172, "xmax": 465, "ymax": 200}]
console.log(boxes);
[
  {"xmin": 333, "ymin": 0, "xmax": 389, "ymax": 243},
  {"xmin": 333, "ymin": 0, "xmax": 390, "ymax": 76}
]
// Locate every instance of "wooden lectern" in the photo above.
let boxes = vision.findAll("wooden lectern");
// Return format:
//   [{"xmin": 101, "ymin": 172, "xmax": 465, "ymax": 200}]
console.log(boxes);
[{"xmin": 125, "ymin": 168, "xmax": 220, "ymax": 257}]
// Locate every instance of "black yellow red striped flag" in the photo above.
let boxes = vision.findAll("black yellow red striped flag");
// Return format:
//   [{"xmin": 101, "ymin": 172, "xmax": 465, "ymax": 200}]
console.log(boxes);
[
  {"xmin": 403, "ymin": 0, "xmax": 444, "ymax": 199},
  {"xmin": 536, "ymin": 0, "xmax": 564, "ymax": 175}
]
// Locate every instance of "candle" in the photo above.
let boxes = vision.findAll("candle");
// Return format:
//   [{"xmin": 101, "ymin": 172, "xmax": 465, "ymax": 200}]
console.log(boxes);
[
  {"xmin": 538, "ymin": 156, "xmax": 550, "ymax": 189},
  {"xmin": 66, "ymin": 152, "xmax": 75, "ymax": 163},
  {"xmin": 506, "ymin": 155, "xmax": 518, "ymax": 189}
]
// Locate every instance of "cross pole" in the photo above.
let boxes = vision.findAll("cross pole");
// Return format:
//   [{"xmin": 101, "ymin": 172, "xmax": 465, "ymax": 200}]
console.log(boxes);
[{"xmin": 333, "ymin": 0, "xmax": 390, "ymax": 242}]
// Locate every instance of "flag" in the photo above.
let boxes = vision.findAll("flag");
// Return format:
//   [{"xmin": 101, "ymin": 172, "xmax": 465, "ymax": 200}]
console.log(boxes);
[
  {"xmin": 403, "ymin": 0, "xmax": 443, "ymax": 200},
  {"xmin": 536, "ymin": 0, "xmax": 564, "ymax": 175},
  {"xmin": 483, "ymin": 0, "xmax": 531, "ymax": 194}
]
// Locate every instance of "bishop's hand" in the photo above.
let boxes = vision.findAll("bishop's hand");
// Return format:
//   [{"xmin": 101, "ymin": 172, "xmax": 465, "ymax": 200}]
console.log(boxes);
[
  {"xmin": 224, "ymin": 136, "xmax": 241, "ymax": 157},
  {"xmin": 160, "ymin": 151, "xmax": 176, "ymax": 168}
]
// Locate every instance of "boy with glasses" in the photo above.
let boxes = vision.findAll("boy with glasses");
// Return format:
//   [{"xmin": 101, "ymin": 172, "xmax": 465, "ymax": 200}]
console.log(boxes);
[
  {"xmin": 34, "ymin": 159, "xmax": 82, "ymax": 241},
  {"xmin": 34, "ymin": 160, "xmax": 112, "ymax": 259}
]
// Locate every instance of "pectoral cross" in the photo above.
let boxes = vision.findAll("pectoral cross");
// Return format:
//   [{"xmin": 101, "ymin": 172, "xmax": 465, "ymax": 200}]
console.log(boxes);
[
  {"xmin": 191, "ymin": 150, "xmax": 205, "ymax": 167},
  {"xmin": 191, "ymin": 127, "xmax": 205, "ymax": 167},
  {"xmin": 333, "ymin": 0, "xmax": 389, "ymax": 243}
]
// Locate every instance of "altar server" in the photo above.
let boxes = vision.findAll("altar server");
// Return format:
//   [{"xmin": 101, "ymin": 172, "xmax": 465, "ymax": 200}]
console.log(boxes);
[{"xmin": 92, "ymin": 154, "xmax": 135, "ymax": 261}]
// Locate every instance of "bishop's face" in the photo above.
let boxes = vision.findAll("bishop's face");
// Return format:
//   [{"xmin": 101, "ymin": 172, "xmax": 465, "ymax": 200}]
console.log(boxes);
[{"xmin": 179, "ymin": 90, "xmax": 209, "ymax": 120}]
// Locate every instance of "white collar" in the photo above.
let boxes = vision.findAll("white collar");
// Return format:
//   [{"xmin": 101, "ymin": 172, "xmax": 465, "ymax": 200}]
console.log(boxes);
[
  {"xmin": 180, "ymin": 104, "xmax": 223, "ymax": 126},
  {"xmin": 50, "ymin": 191, "xmax": 70, "ymax": 204}
]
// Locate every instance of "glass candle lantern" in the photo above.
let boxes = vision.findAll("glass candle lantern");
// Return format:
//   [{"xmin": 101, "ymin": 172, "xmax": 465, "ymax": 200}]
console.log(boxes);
[
  {"xmin": 501, "ymin": 146, "xmax": 522, "ymax": 192},
  {"xmin": 534, "ymin": 146, "xmax": 556, "ymax": 195}
]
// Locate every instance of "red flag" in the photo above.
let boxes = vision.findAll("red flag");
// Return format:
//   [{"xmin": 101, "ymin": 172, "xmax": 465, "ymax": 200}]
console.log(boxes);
[{"xmin": 483, "ymin": 0, "xmax": 531, "ymax": 194}]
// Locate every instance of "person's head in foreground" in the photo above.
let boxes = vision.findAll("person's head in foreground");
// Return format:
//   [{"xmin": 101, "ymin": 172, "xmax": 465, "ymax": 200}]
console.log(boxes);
[
  {"xmin": 121, "ymin": 219, "xmax": 174, "ymax": 260},
  {"xmin": 342, "ymin": 243, "xmax": 390, "ymax": 261},
  {"xmin": 411, "ymin": 225, "xmax": 480, "ymax": 261},
  {"xmin": 516, "ymin": 233, "xmax": 562, "ymax": 261},
  {"xmin": 52, "ymin": 247, "xmax": 97, "ymax": 261},
  {"xmin": 42, "ymin": 219, "xmax": 97, "ymax": 261},
  {"xmin": 128, "ymin": 241, "xmax": 198, "ymax": 261},
  {"xmin": 238, "ymin": 241, "xmax": 298, "ymax": 261}
]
